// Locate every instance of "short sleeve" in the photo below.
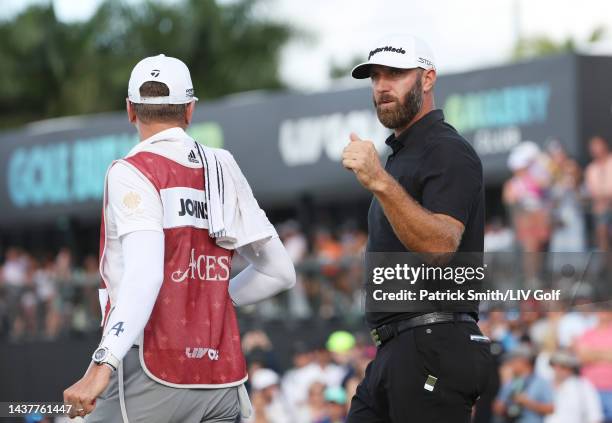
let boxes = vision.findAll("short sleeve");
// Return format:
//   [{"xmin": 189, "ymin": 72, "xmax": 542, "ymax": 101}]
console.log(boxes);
[
  {"xmin": 419, "ymin": 139, "xmax": 483, "ymax": 225},
  {"xmin": 496, "ymin": 381, "xmax": 512, "ymax": 403},
  {"xmin": 107, "ymin": 161, "xmax": 163, "ymax": 238},
  {"xmin": 532, "ymin": 377, "xmax": 553, "ymax": 404}
]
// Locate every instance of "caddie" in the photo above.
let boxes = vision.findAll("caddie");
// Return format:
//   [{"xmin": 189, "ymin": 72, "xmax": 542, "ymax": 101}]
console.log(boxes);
[{"xmin": 63, "ymin": 54, "xmax": 296, "ymax": 423}]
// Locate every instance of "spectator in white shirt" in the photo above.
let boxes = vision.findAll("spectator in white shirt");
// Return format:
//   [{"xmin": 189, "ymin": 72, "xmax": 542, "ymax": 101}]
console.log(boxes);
[
  {"xmin": 545, "ymin": 350, "xmax": 603, "ymax": 423},
  {"xmin": 282, "ymin": 341, "xmax": 321, "ymax": 409},
  {"xmin": 248, "ymin": 368, "xmax": 293, "ymax": 423},
  {"xmin": 557, "ymin": 310, "xmax": 596, "ymax": 349}
]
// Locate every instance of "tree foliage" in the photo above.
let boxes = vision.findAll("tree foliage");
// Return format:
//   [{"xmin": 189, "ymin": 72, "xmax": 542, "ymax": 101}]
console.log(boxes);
[
  {"xmin": 0, "ymin": 0, "xmax": 293, "ymax": 128},
  {"xmin": 511, "ymin": 25, "xmax": 606, "ymax": 61},
  {"xmin": 329, "ymin": 56, "xmax": 363, "ymax": 80}
]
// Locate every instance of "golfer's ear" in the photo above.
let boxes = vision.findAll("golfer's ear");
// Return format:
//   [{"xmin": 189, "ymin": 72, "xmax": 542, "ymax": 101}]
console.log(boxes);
[
  {"xmin": 185, "ymin": 101, "xmax": 196, "ymax": 125},
  {"xmin": 422, "ymin": 69, "xmax": 436, "ymax": 93}
]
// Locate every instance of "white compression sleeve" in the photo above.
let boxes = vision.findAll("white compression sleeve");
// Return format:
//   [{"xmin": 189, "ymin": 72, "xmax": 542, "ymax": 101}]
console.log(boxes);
[
  {"xmin": 100, "ymin": 230, "xmax": 164, "ymax": 361},
  {"xmin": 229, "ymin": 236, "xmax": 296, "ymax": 306}
]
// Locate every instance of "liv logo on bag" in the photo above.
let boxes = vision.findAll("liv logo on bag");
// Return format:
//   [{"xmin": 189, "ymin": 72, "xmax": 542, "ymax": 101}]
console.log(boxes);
[{"xmin": 185, "ymin": 347, "xmax": 220, "ymax": 360}]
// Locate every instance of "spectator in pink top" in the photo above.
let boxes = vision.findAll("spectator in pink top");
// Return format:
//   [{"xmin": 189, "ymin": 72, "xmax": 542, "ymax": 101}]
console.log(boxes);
[
  {"xmin": 575, "ymin": 311, "xmax": 612, "ymax": 422},
  {"xmin": 503, "ymin": 141, "xmax": 552, "ymax": 286},
  {"xmin": 584, "ymin": 136, "xmax": 612, "ymax": 252}
]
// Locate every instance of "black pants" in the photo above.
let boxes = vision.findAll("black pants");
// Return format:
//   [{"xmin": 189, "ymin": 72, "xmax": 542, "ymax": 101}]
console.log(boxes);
[{"xmin": 347, "ymin": 321, "xmax": 493, "ymax": 423}]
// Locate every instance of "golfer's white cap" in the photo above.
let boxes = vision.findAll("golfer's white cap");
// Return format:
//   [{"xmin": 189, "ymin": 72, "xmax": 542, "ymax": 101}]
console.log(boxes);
[
  {"xmin": 128, "ymin": 54, "xmax": 198, "ymax": 104},
  {"xmin": 351, "ymin": 34, "xmax": 436, "ymax": 79}
]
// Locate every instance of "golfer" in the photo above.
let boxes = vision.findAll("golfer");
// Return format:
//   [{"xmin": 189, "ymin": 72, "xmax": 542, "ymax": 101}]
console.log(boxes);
[
  {"xmin": 342, "ymin": 34, "xmax": 492, "ymax": 422},
  {"xmin": 63, "ymin": 54, "xmax": 295, "ymax": 422}
]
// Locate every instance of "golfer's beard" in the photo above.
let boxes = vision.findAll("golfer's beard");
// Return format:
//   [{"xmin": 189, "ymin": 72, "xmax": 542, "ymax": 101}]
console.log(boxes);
[{"xmin": 374, "ymin": 82, "xmax": 423, "ymax": 130}]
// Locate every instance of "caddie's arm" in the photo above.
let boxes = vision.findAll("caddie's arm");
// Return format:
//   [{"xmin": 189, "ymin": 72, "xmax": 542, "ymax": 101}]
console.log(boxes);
[
  {"xmin": 64, "ymin": 164, "xmax": 164, "ymax": 418},
  {"xmin": 229, "ymin": 237, "xmax": 296, "ymax": 306}
]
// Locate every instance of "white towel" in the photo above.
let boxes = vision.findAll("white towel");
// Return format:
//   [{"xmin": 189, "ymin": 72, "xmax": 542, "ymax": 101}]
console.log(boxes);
[
  {"xmin": 194, "ymin": 143, "xmax": 276, "ymax": 251},
  {"xmin": 194, "ymin": 143, "xmax": 226, "ymax": 238}
]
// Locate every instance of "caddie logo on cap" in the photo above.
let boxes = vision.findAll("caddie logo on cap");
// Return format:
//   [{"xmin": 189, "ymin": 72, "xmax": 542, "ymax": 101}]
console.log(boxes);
[
  {"xmin": 351, "ymin": 34, "xmax": 436, "ymax": 79},
  {"xmin": 128, "ymin": 54, "xmax": 199, "ymax": 104}
]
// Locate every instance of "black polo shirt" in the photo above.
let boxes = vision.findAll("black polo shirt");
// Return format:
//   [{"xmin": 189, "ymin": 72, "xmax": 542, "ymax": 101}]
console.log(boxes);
[{"xmin": 366, "ymin": 109, "xmax": 484, "ymax": 328}]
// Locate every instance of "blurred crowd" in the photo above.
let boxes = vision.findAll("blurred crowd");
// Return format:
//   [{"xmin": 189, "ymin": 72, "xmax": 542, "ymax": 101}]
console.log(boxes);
[
  {"xmin": 1, "ymin": 136, "xmax": 612, "ymax": 423},
  {"xmin": 239, "ymin": 309, "xmax": 612, "ymax": 423},
  {"xmin": 0, "ymin": 248, "xmax": 101, "ymax": 341},
  {"xmin": 240, "ymin": 329, "xmax": 374, "ymax": 423},
  {"xmin": 236, "ymin": 220, "xmax": 367, "ymax": 324},
  {"xmin": 477, "ymin": 309, "xmax": 612, "ymax": 423},
  {"xmin": 492, "ymin": 136, "xmax": 612, "ymax": 284},
  {"xmin": 2, "ymin": 135, "xmax": 611, "ymax": 340},
  {"xmin": 0, "ymin": 221, "xmax": 369, "ymax": 342}
]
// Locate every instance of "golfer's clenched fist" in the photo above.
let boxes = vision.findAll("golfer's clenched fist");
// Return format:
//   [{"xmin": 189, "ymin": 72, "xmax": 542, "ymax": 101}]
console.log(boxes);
[{"xmin": 342, "ymin": 133, "xmax": 389, "ymax": 192}]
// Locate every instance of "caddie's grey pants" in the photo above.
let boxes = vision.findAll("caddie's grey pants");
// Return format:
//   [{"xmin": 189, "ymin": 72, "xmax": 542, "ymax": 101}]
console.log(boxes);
[{"xmin": 85, "ymin": 347, "xmax": 241, "ymax": 423}]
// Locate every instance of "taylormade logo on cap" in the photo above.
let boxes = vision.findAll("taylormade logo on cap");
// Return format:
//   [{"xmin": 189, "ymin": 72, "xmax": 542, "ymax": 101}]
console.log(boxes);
[
  {"xmin": 128, "ymin": 54, "xmax": 198, "ymax": 104},
  {"xmin": 352, "ymin": 34, "xmax": 436, "ymax": 79},
  {"xmin": 368, "ymin": 46, "xmax": 406, "ymax": 60}
]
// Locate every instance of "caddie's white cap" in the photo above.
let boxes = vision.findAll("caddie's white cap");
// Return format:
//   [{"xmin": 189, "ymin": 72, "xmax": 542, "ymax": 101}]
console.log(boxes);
[
  {"xmin": 128, "ymin": 54, "xmax": 198, "ymax": 104},
  {"xmin": 351, "ymin": 34, "xmax": 436, "ymax": 79}
]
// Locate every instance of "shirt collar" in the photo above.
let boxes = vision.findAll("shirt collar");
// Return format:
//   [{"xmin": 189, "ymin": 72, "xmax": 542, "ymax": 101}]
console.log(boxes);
[
  {"xmin": 127, "ymin": 127, "xmax": 192, "ymax": 157},
  {"xmin": 385, "ymin": 109, "xmax": 445, "ymax": 154}
]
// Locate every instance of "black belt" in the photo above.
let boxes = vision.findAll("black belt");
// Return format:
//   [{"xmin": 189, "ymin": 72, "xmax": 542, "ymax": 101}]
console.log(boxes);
[{"xmin": 370, "ymin": 312, "xmax": 476, "ymax": 347}]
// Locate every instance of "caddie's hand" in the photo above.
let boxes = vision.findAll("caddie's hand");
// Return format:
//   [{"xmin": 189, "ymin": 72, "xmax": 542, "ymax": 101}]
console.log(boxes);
[
  {"xmin": 342, "ymin": 133, "xmax": 388, "ymax": 192},
  {"xmin": 63, "ymin": 363, "xmax": 112, "ymax": 419}
]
